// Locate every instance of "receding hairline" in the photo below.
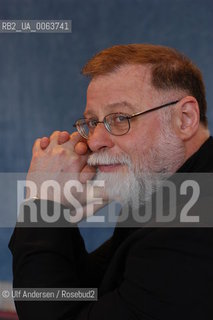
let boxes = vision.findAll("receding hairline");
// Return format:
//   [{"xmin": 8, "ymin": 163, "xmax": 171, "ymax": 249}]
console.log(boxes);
[
  {"xmin": 81, "ymin": 44, "xmax": 187, "ymax": 78},
  {"xmin": 86, "ymin": 62, "xmax": 188, "ymax": 101},
  {"xmin": 86, "ymin": 62, "xmax": 153, "ymax": 85}
]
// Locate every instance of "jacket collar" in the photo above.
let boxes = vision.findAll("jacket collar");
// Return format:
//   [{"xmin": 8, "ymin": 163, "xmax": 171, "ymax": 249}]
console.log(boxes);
[{"xmin": 177, "ymin": 136, "xmax": 213, "ymax": 173}]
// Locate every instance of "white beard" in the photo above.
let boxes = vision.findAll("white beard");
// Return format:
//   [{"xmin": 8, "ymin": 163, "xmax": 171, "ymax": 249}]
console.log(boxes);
[{"xmin": 87, "ymin": 126, "xmax": 185, "ymax": 209}]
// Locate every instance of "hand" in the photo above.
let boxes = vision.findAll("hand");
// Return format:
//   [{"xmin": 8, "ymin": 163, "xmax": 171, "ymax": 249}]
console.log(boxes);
[
  {"xmin": 39, "ymin": 131, "xmax": 92, "ymax": 183},
  {"xmin": 26, "ymin": 131, "xmax": 107, "ymax": 221}
]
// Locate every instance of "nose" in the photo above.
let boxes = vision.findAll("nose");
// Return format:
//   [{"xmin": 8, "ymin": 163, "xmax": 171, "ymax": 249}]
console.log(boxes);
[{"xmin": 87, "ymin": 123, "xmax": 114, "ymax": 152}]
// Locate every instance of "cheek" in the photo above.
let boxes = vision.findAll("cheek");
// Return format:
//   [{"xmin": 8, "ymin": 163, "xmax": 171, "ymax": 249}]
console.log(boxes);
[
  {"xmin": 114, "ymin": 135, "xmax": 143, "ymax": 165},
  {"xmin": 114, "ymin": 135, "xmax": 137, "ymax": 154},
  {"xmin": 118, "ymin": 131, "xmax": 158, "ymax": 164},
  {"xmin": 113, "ymin": 117, "xmax": 161, "ymax": 158}
]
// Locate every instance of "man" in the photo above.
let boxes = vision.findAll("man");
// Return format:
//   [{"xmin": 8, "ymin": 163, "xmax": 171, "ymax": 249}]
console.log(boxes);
[{"xmin": 9, "ymin": 44, "xmax": 213, "ymax": 319}]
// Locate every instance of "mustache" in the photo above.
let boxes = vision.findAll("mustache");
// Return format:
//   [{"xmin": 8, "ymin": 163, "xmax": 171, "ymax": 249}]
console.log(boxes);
[{"xmin": 87, "ymin": 151, "xmax": 131, "ymax": 166}]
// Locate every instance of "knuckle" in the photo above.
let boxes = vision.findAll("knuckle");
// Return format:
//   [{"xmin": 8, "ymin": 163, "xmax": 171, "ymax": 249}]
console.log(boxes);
[
  {"xmin": 61, "ymin": 130, "xmax": 69, "ymax": 136},
  {"xmin": 53, "ymin": 146, "xmax": 67, "ymax": 157},
  {"xmin": 32, "ymin": 138, "xmax": 41, "ymax": 150},
  {"xmin": 57, "ymin": 148, "xmax": 67, "ymax": 157},
  {"xmin": 34, "ymin": 138, "xmax": 41, "ymax": 145},
  {"xmin": 50, "ymin": 130, "xmax": 60, "ymax": 140},
  {"xmin": 70, "ymin": 132, "xmax": 79, "ymax": 140},
  {"xmin": 71, "ymin": 153, "xmax": 84, "ymax": 167}
]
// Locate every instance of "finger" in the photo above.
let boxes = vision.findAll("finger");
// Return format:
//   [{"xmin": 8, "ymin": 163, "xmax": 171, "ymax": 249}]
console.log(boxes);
[
  {"xmin": 79, "ymin": 164, "xmax": 96, "ymax": 184},
  {"xmin": 32, "ymin": 138, "xmax": 41, "ymax": 153},
  {"xmin": 74, "ymin": 141, "xmax": 88, "ymax": 155},
  {"xmin": 40, "ymin": 137, "xmax": 50, "ymax": 150},
  {"xmin": 49, "ymin": 131, "xmax": 60, "ymax": 146},
  {"xmin": 66, "ymin": 132, "xmax": 88, "ymax": 151},
  {"xmin": 70, "ymin": 131, "xmax": 82, "ymax": 144},
  {"xmin": 58, "ymin": 131, "xmax": 70, "ymax": 145}
]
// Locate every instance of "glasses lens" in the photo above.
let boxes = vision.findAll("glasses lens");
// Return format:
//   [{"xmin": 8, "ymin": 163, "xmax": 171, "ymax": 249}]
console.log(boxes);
[
  {"xmin": 105, "ymin": 113, "xmax": 129, "ymax": 136},
  {"xmin": 75, "ymin": 119, "xmax": 89, "ymax": 139}
]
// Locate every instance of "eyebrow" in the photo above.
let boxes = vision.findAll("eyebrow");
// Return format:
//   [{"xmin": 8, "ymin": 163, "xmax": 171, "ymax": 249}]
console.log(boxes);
[{"xmin": 84, "ymin": 101, "xmax": 136, "ymax": 118}]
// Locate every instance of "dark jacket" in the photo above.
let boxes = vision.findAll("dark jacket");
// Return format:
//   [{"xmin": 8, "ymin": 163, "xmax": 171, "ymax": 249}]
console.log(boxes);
[{"xmin": 9, "ymin": 137, "xmax": 213, "ymax": 319}]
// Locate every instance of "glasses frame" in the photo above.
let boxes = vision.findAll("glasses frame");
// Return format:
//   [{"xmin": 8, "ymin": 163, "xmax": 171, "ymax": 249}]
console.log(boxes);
[{"xmin": 73, "ymin": 99, "xmax": 180, "ymax": 139}]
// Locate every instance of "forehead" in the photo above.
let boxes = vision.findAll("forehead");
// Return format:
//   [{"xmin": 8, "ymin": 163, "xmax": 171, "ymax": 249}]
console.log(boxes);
[{"xmin": 84, "ymin": 64, "xmax": 155, "ymax": 117}]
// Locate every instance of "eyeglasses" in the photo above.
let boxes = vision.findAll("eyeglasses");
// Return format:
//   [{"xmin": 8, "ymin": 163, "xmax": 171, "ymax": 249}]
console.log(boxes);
[{"xmin": 73, "ymin": 99, "xmax": 180, "ymax": 139}]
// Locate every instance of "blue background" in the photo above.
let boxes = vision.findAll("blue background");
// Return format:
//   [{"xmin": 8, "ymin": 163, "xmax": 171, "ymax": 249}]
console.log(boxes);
[{"xmin": 0, "ymin": 0, "xmax": 213, "ymax": 280}]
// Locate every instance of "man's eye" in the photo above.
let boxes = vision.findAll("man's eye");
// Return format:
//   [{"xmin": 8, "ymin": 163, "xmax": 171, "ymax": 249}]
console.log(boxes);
[
  {"xmin": 115, "ymin": 115, "xmax": 127, "ymax": 123},
  {"xmin": 87, "ymin": 119, "xmax": 97, "ymax": 128}
]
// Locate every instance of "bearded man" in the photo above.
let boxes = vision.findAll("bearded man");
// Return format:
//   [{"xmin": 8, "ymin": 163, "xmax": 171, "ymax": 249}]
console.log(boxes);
[{"xmin": 9, "ymin": 44, "xmax": 213, "ymax": 319}]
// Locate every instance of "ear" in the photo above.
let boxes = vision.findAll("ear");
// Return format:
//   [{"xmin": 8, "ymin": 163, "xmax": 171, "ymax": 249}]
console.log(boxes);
[{"xmin": 173, "ymin": 96, "xmax": 200, "ymax": 141}]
